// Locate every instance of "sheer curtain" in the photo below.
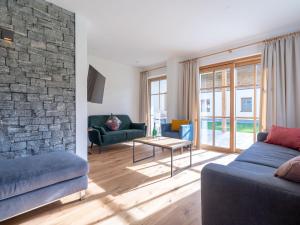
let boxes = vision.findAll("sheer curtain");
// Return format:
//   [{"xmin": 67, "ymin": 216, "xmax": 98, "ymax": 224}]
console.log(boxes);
[
  {"xmin": 260, "ymin": 32, "xmax": 300, "ymax": 130},
  {"xmin": 139, "ymin": 71, "xmax": 150, "ymax": 133},
  {"xmin": 178, "ymin": 60, "xmax": 200, "ymax": 146}
]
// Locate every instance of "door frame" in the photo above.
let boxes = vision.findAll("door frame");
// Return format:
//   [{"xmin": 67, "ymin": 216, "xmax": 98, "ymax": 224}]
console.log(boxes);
[{"xmin": 148, "ymin": 75, "xmax": 167, "ymax": 132}]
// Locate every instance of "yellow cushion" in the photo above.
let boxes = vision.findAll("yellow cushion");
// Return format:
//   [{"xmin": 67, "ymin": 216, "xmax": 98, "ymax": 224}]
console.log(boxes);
[{"xmin": 171, "ymin": 119, "xmax": 189, "ymax": 131}]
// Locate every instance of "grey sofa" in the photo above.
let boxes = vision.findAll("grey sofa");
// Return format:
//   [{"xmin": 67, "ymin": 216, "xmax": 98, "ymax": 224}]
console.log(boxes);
[
  {"xmin": 0, "ymin": 151, "xmax": 88, "ymax": 222},
  {"xmin": 201, "ymin": 132, "xmax": 300, "ymax": 225}
]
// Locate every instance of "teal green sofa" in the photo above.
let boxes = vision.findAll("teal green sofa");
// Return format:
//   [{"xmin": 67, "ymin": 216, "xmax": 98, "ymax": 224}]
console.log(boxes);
[{"xmin": 88, "ymin": 115, "xmax": 146, "ymax": 152}]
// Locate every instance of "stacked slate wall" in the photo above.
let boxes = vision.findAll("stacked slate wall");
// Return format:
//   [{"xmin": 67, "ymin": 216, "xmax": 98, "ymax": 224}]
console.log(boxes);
[{"xmin": 0, "ymin": 0, "xmax": 76, "ymax": 158}]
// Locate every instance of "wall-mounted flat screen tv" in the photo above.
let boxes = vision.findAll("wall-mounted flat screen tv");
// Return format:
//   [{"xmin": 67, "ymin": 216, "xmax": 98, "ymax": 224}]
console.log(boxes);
[{"xmin": 87, "ymin": 65, "xmax": 106, "ymax": 104}]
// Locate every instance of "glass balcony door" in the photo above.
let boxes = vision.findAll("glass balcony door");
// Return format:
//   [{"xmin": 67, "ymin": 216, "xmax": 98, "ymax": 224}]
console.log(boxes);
[
  {"xmin": 200, "ymin": 66, "xmax": 233, "ymax": 151},
  {"xmin": 199, "ymin": 56, "xmax": 261, "ymax": 152}
]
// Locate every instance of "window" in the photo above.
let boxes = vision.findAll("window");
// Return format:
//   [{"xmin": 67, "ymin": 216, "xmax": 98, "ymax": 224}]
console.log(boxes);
[
  {"xmin": 241, "ymin": 97, "xmax": 252, "ymax": 112},
  {"xmin": 235, "ymin": 62, "xmax": 260, "ymax": 150},
  {"xmin": 149, "ymin": 76, "xmax": 167, "ymax": 133},
  {"xmin": 201, "ymin": 99, "xmax": 211, "ymax": 112},
  {"xmin": 199, "ymin": 55, "xmax": 261, "ymax": 151}
]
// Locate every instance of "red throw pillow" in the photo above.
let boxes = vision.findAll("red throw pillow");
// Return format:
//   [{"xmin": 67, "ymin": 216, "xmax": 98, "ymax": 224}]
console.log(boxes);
[{"xmin": 265, "ymin": 125, "xmax": 300, "ymax": 150}]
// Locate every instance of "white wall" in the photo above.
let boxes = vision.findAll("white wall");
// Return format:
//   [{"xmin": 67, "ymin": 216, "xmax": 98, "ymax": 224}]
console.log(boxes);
[
  {"xmin": 148, "ymin": 66, "xmax": 167, "ymax": 78},
  {"xmin": 87, "ymin": 56, "xmax": 140, "ymax": 122},
  {"xmin": 75, "ymin": 15, "xmax": 88, "ymax": 160}
]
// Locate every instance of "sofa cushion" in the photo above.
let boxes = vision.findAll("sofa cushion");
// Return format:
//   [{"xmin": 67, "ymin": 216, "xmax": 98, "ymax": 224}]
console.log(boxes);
[
  {"xmin": 265, "ymin": 125, "xmax": 300, "ymax": 150},
  {"xmin": 102, "ymin": 130, "xmax": 127, "ymax": 144},
  {"xmin": 236, "ymin": 142, "xmax": 300, "ymax": 168},
  {"xmin": 171, "ymin": 119, "xmax": 189, "ymax": 131},
  {"xmin": 162, "ymin": 131, "xmax": 180, "ymax": 139},
  {"xmin": 0, "ymin": 152, "xmax": 88, "ymax": 201},
  {"xmin": 105, "ymin": 114, "xmax": 122, "ymax": 131},
  {"xmin": 275, "ymin": 156, "xmax": 300, "ymax": 183},
  {"xmin": 130, "ymin": 123, "xmax": 146, "ymax": 130},
  {"xmin": 229, "ymin": 161, "xmax": 277, "ymax": 175},
  {"xmin": 117, "ymin": 115, "xmax": 132, "ymax": 130},
  {"xmin": 124, "ymin": 129, "xmax": 145, "ymax": 140}
]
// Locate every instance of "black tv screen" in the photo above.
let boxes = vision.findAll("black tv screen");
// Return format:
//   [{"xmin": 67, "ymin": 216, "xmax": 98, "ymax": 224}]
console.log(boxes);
[{"xmin": 87, "ymin": 65, "xmax": 106, "ymax": 104}]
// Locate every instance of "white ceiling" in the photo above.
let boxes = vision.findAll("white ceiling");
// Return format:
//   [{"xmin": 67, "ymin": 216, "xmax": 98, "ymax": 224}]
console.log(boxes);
[{"xmin": 48, "ymin": 0, "xmax": 300, "ymax": 67}]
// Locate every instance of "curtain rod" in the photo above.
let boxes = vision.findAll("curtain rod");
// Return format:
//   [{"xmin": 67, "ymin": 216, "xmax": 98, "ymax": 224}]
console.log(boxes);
[
  {"xmin": 141, "ymin": 65, "xmax": 166, "ymax": 73},
  {"xmin": 179, "ymin": 31, "xmax": 300, "ymax": 64},
  {"xmin": 179, "ymin": 41, "xmax": 263, "ymax": 64}
]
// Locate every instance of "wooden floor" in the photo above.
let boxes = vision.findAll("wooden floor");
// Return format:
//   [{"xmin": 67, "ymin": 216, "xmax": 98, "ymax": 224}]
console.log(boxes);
[{"xmin": 4, "ymin": 143, "xmax": 237, "ymax": 225}]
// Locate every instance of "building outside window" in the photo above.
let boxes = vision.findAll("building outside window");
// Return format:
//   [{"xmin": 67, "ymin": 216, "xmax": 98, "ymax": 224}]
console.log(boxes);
[
  {"xmin": 241, "ymin": 97, "xmax": 252, "ymax": 112},
  {"xmin": 201, "ymin": 99, "xmax": 211, "ymax": 112}
]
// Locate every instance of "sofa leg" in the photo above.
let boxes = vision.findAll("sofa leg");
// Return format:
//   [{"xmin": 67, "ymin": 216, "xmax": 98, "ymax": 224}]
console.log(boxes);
[
  {"xmin": 79, "ymin": 190, "xmax": 86, "ymax": 201},
  {"xmin": 91, "ymin": 143, "xmax": 93, "ymax": 149},
  {"xmin": 88, "ymin": 143, "xmax": 93, "ymax": 155}
]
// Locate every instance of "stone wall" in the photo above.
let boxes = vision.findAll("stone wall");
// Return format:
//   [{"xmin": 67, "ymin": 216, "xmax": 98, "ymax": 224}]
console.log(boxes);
[{"xmin": 0, "ymin": 0, "xmax": 76, "ymax": 159}]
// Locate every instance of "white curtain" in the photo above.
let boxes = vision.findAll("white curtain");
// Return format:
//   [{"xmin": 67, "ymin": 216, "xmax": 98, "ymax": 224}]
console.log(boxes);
[
  {"xmin": 139, "ymin": 71, "xmax": 150, "ymax": 132},
  {"xmin": 178, "ymin": 60, "xmax": 200, "ymax": 146},
  {"xmin": 260, "ymin": 32, "xmax": 300, "ymax": 130}
]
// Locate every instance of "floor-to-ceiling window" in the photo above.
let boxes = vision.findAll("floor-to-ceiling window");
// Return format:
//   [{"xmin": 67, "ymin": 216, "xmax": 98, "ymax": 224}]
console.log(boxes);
[
  {"xmin": 149, "ymin": 76, "xmax": 167, "ymax": 134},
  {"xmin": 199, "ymin": 56, "xmax": 261, "ymax": 152},
  {"xmin": 235, "ymin": 61, "xmax": 261, "ymax": 150}
]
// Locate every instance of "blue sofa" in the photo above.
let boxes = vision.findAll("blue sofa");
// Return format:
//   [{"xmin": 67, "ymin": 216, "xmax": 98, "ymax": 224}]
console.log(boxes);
[
  {"xmin": 0, "ymin": 152, "xmax": 88, "ymax": 222},
  {"xmin": 201, "ymin": 132, "xmax": 300, "ymax": 225},
  {"xmin": 161, "ymin": 123, "xmax": 193, "ymax": 141}
]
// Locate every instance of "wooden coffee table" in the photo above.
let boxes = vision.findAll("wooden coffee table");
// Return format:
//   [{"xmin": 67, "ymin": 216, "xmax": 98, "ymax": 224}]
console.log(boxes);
[{"xmin": 132, "ymin": 137, "xmax": 192, "ymax": 177}]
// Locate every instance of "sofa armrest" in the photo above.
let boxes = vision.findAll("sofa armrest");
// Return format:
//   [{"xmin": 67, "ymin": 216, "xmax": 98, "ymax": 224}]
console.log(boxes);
[
  {"xmin": 257, "ymin": 132, "xmax": 268, "ymax": 142},
  {"xmin": 88, "ymin": 128, "xmax": 102, "ymax": 145},
  {"xmin": 92, "ymin": 125, "xmax": 107, "ymax": 135},
  {"xmin": 201, "ymin": 163, "xmax": 300, "ymax": 225},
  {"xmin": 179, "ymin": 124, "xmax": 193, "ymax": 141},
  {"xmin": 130, "ymin": 123, "xmax": 146, "ymax": 130},
  {"xmin": 161, "ymin": 123, "xmax": 171, "ymax": 132}
]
